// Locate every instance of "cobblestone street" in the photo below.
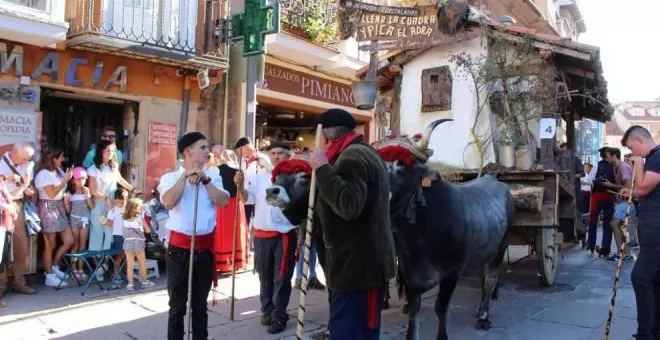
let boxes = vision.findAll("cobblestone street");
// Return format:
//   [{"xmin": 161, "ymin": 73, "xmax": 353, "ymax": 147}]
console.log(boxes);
[{"xmin": 0, "ymin": 244, "xmax": 639, "ymax": 340}]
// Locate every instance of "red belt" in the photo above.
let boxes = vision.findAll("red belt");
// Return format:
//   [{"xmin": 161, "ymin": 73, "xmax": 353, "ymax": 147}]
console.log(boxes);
[
  {"xmin": 169, "ymin": 230, "xmax": 218, "ymax": 305},
  {"xmin": 254, "ymin": 228, "xmax": 292, "ymax": 278}
]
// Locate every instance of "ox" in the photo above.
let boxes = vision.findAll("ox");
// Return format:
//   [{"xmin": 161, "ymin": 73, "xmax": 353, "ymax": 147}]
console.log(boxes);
[{"xmin": 375, "ymin": 119, "xmax": 514, "ymax": 340}]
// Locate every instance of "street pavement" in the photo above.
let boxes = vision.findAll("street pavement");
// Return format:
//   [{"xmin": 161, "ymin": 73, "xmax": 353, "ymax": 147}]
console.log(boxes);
[{"xmin": 0, "ymin": 244, "xmax": 640, "ymax": 340}]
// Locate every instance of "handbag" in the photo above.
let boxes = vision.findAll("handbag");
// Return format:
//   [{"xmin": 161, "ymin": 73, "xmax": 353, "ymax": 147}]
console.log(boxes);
[
  {"xmin": 24, "ymin": 200, "xmax": 41, "ymax": 236},
  {"xmin": 2, "ymin": 155, "xmax": 41, "ymax": 236}
]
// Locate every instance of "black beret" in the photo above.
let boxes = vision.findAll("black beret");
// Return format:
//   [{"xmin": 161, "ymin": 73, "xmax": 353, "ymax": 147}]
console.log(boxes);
[
  {"xmin": 234, "ymin": 136, "xmax": 252, "ymax": 149},
  {"xmin": 177, "ymin": 132, "xmax": 207, "ymax": 154},
  {"xmin": 267, "ymin": 141, "xmax": 291, "ymax": 151},
  {"xmin": 313, "ymin": 108, "xmax": 357, "ymax": 129}
]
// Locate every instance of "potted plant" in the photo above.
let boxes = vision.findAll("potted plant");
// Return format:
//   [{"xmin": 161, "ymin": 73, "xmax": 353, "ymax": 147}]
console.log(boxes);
[
  {"xmin": 515, "ymin": 133, "xmax": 534, "ymax": 171},
  {"xmin": 496, "ymin": 123, "xmax": 516, "ymax": 168},
  {"xmin": 299, "ymin": 2, "xmax": 337, "ymax": 45}
]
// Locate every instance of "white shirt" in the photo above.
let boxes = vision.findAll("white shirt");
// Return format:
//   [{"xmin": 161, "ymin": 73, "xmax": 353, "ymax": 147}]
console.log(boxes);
[
  {"xmin": 242, "ymin": 158, "xmax": 260, "ymax": 205},
  {"xmin": 107, "ymin": 206, "xmax": 125, "ymax": 236},
  {"xmin": 158, "ymin": 166, "xmax": 228, "ymax": 236},
  {"xmin": 87, "ymin": 164, "xmax": 119, "ymax": 197},
  {"xmin": 0, "ymin": 152, "xmax": 34, "ymax": 200},
  {"xmin": 247, "ymin": 171, "xmax": 296, "ymax": 234},
  {"xmin": 34, "ymin": 169, "xmax": 65, "ymax": 200}
]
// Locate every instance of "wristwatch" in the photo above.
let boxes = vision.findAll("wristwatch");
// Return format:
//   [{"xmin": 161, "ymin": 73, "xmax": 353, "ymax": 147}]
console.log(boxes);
[{"xmin": 201, "ymin": 176, "xmax": 211, "ymax": 185}]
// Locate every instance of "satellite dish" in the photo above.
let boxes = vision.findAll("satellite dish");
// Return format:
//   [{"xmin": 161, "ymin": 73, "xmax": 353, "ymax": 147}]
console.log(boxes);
[{"xmin": 400, "ymin": 0, "xmax": 418, "ymax": 7}]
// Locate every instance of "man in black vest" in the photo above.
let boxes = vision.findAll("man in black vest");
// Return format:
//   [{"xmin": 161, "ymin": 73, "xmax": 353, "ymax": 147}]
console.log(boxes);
[
  {"xmin": 584, "ymin": 146, "xmax": 616, "ymax": 257},
  {"xmin": 622, "ymin": 125, "xmax": 660, "ymax": 340}
]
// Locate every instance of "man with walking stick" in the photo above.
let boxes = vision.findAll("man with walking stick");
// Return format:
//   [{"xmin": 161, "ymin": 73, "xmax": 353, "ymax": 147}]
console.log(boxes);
[
  {"xmin": 159, "ymin": 132, "xmax": 231, "ymax": 340},
  {"xmin": 309, "ymin": 108, "xmax": 395, "ymax": 340},
  {"xmin": 621, "ymin": 125, "xmax": 660, "ymax": 340}
]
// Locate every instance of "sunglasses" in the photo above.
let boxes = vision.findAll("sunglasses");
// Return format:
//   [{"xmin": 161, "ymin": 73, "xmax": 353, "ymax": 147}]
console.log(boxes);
[{"xmin": 103, "ymin": 134, "xmax": 117, "ymax": 140}]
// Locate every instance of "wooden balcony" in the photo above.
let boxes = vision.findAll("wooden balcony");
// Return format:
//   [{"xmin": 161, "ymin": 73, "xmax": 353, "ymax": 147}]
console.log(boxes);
[{"xmin": 65, "ymin": 0, "xmax": 228, "ymax": 70}]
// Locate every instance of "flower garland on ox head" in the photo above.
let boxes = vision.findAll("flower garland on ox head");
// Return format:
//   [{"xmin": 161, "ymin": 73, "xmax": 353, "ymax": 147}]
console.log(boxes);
[
  {"xmin": 271, "ymin": 159, "xmax": 312, "ymax": 183},
  {"xmin": 373, "ymin": 132, "xmax": 431, "ymax": 170}
]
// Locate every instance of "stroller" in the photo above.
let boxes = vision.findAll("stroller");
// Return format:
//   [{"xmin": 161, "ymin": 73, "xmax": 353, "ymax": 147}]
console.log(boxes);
[{"xmin": 144, "ymin": 188, "xmax": 169, "ymax": 262}]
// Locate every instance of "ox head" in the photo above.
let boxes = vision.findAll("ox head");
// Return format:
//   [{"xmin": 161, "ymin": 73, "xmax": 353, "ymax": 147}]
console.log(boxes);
[
  {"xmin": 374, "ymin": 119, "xmax": 452, "ymax": 209},
  {"xmin": 265, "ymin": 159, "xmax": 313, "ymax": 226}
]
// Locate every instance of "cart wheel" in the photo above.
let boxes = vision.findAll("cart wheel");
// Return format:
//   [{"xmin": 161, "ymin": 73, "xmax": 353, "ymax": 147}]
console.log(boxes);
[{"xmin": 536, "ymin": 228, "xmax": 558, "ymax": 287}]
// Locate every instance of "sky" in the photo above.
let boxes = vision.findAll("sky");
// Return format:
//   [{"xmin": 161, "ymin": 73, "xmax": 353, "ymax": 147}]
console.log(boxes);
[{"xmin": 577, "ymin": 0, "xmax": 660, "ymax": 104}]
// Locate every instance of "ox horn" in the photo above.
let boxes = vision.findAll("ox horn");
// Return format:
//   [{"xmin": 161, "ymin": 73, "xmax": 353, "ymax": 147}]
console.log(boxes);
[{"xmin": 417, "ymin": 118, "xmax": 453, "ymax": 152}]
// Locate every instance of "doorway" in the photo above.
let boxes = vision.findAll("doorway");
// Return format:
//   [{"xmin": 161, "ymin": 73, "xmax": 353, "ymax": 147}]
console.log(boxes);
[
  {"xmin": 256, "ymin": 103, "xmax": 368, "ymax": 149},
  {"xmin": 40, "ymin": 91, "xmax": 125, "ymax": 167}
]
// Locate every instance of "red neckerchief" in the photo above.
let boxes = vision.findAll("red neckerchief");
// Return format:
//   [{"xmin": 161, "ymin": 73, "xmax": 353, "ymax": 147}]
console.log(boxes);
[{"xmin": 325, "ymin": 131, "xmax": 363, "ymax": 164}]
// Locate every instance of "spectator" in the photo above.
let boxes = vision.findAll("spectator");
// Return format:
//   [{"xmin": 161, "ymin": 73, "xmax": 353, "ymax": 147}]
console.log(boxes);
[
  {"xmin": 579, "ymin": 163, "xmax": 593, "ymax": 215},
  {"xmin": 0, "ymin": 175, "xmax": 19, "ymax": 308},
  {"xmin": 310, "ymin": 108, "xmax": 395, "ymax": 340},
  {"xmin": 584, "ymin": 146, "xmax": 616, "ymax": 257},
  {"xmin": 82, "ymin": 126, "xmax": 124, "ymax": 168},
  {"xmin": 0, "ymin": 142, "xmax": 37, "ymax": 297},
  {"xmin": 87, "ymin": 140, "xmax": 135, "ymax": 282},
  {"xmin": 212, "ymin": 144, "xmax": 225, "ymax": 166},
  {"xmin": 621, "ymin": 125, "xmax": 660, "ymax": 340},
  {"xmin": 63, "ymin": 167, "xmax": 93, "ymax": 282},
  {"xmin": 34, "ymin": 148, "xmax": 74, "ymax": 287},
  {"xmin": 601, "ymin": 148, "xmax": 634, "ymax": 262}
]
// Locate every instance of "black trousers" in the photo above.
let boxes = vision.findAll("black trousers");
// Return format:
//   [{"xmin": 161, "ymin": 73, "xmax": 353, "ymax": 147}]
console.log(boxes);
[
  {"xmin": 254, "ymin": 231, "xmax": 297, "ymax": 323},
  {"xmin": 632, "ymin": 246, "xmax": 660, "ymax": 340},
  {"xmin": 167, "ymin": 245, "xmax": 214, "ymax": 340}
]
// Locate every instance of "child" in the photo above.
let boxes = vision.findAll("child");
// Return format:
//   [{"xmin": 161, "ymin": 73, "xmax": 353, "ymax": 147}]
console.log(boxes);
[
  {"xmin": 63, "ymin": 167, "xmax": 94, "ymax": 282},
  {"xmin": 105, "ymin": 188, "xmax": 128, "ymax": 286},
  {"xmin": 122, "ymin": 197, "xmax": 155, "ymax": 290}
]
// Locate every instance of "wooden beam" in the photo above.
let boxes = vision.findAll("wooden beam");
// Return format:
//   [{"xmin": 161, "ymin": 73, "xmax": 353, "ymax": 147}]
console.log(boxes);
[
  {"xmin": 562, "ymin": 66, "xmax": 595, "ymax": 80},
  {"xmin": 491, "ymin": 31, "xmax": 592, "ymax": 61}
]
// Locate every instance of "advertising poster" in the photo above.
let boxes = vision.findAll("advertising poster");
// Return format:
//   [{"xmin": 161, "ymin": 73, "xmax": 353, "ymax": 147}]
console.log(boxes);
[
  {"xmin": 0, "ymin": 107, "xmax": 40, "ymax": 156},
  {"xmin": 145, "ymin": 121, "xmax": 177, "ymax": 200}
]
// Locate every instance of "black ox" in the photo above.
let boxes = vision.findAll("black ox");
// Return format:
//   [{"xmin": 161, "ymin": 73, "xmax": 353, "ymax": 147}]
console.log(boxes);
[{"xmin": 264, "ymin": 120, "xmax": 514, "ymax": 340}]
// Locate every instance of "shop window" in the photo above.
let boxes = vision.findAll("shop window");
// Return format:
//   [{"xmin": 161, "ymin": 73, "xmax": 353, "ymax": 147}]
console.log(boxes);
[{"xmin": 421, "ymin": 66, "xmax": 452, "ymax": 112}]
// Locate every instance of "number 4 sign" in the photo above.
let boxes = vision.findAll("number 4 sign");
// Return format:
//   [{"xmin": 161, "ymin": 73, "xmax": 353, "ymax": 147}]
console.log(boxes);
[{"xmin": 539, "ymin": 118, "xmax": 556, "ymax": 139}]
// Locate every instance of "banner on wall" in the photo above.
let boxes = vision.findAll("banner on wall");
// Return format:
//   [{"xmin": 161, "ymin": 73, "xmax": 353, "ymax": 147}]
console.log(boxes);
[
  {"xmin": 0, "ymin": 107, "xmax": 39, "ymax": 156},
  {"xmin": 145, "ymin": 121, "xmax": 178, "ymax": 200}
]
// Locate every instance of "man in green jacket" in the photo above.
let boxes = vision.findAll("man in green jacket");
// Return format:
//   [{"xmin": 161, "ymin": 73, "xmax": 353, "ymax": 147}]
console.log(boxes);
[{"xmin": 310, "ymin": 108, "xmax": 395, "ymax": 340}]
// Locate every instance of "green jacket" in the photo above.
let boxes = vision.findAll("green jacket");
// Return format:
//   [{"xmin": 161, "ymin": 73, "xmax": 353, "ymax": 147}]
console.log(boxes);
[{"xmin": 315, "ymin": 137, "xmax": 395, "ymax": 291}]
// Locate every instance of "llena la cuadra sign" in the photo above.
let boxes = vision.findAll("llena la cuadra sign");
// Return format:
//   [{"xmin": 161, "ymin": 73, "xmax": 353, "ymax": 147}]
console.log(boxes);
[
  {"xmin": 356, "ymin": 4, "xmax": 437, "ymax": 42},
  {"xmin": 352, "ymin": 0, "xmax": 480, "ymax": 51}
]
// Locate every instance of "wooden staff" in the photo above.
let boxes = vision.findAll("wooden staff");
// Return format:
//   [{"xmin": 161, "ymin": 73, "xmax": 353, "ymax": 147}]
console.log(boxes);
[
  {"xmin": 229, "ymin": 150, "xmax": 243, "ymax": 321},
  {"xmin": 185, "ymin": 184, "xmax": 201, "ymax": 340},
  {"xmin": 603, "ymin": 161, "xmax": 639, "ymax": 340},
  {"xmin": 295, "ymin": 124, "xmax": 323, "ymax": 340}
]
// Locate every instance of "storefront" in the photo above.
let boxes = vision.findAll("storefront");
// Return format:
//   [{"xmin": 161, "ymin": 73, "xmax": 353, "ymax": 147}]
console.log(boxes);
[
  {"xmin": 255, "ymin": 58, "xmax": 374, "ymax": 148},
  {"xmin": 0, "ymin": 39, "xmax": 201, "ymax": 195},
  {"xmin": 0, "ymin": 39, "xmax": 202, "ymax": 273}
]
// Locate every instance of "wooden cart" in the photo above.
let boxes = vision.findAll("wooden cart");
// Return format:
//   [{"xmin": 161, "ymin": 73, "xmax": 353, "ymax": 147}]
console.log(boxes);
[{"xmin": 454, "ymin": 169, "xmax": 578, "ymax": 286}]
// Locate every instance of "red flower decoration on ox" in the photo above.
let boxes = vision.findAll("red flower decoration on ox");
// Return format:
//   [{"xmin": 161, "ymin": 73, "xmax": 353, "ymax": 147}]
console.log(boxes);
[
  {"xmin": 413, "ymin": 133, "xmax": 423, "ymax": 141},
  {"xmin": 271, "ymin": 159, "xmax": 312, "ymax": 183},
  {"xmin": 377, "ymin": 145, "xmax": 417, "ymax": 170}
]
